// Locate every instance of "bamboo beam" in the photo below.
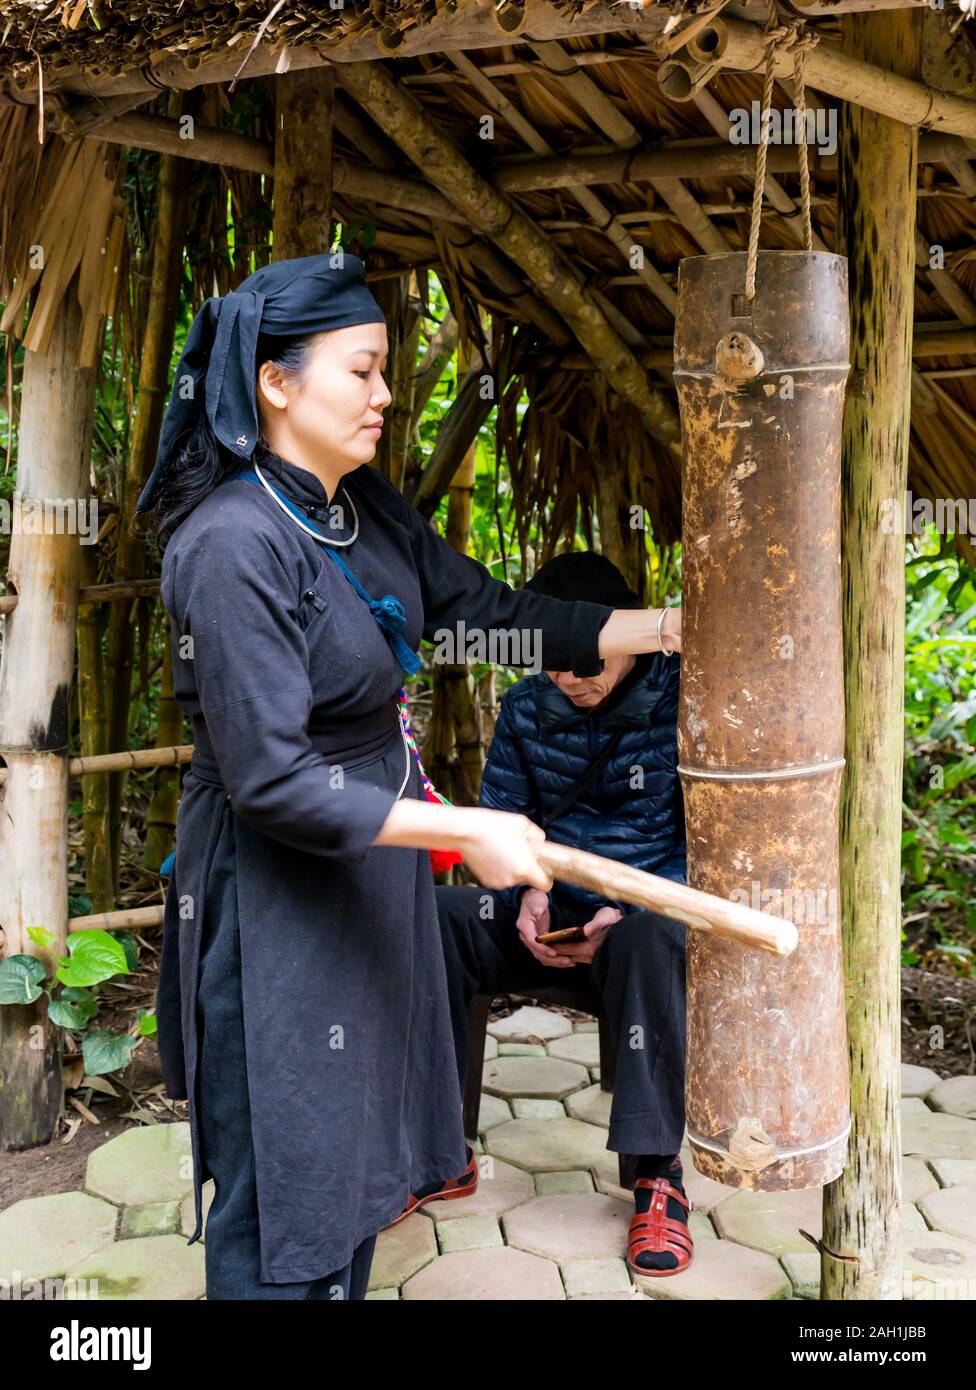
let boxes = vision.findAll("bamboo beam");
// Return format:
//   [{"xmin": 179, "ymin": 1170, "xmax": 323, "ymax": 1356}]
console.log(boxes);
[
  {"xmin": 823, "ymin": 10, "xmax": 920, "ymax": 1302},
  {"xmin": 56, "ymin": 107, "xmax": 976, "ymax": 208},
  {"xmin": 0, "ymin": 281, "xmax": 96, "ymax": 1150},
  {"xmin": 70, "ymin": 905, "xmax": 165, "ymax": 933},
  {"xmin": 691, "ymin": 15, "xmax": 976, "ymax": 138},
  {"xmin": 0, "ymin": 578, "xmax": 162, "ymax": 618},
  {"xmin": 0, "ymin": 3, "xmax": 674, "ymax": 101},
  {"xmin": 334, "ymin": 62, "xmax": 681, "ymax": 453},
  {"xmin": 449, "ymin": 47, "xmax": 678, "ymax": 315},
  {"xmin": 413, "ymin": 364, "xmax": 498, "ymax": 519},
  {"xmin": 0, "ymin": 744, "xmax": 192, "ymax": 787},
  {"xmin": 529, "ymin": 39, "xmax": 732, "ymax": 257}
]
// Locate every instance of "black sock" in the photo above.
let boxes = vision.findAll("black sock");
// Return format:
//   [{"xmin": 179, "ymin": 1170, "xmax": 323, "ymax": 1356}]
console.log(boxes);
[{"xmin": 631, "ymin": 1153, "xmax": 688, "ymax": 1272}]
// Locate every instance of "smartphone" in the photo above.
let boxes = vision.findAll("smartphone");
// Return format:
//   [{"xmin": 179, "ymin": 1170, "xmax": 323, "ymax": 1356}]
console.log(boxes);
[{"xmin": 536, "ymin": 925, "xmax": 587, "ymax": 945}]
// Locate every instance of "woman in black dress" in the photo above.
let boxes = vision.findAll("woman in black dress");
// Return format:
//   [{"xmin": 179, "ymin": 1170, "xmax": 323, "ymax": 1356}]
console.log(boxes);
[{"xmin": 138, "ymin": 253, "xmax": 682, "ymax": 1300}]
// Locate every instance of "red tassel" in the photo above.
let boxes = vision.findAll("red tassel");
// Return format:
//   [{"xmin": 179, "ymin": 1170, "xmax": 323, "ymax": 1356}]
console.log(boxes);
[{"xmin": 422, "ymin": 782, "xmax": 464, "ymax": 874}]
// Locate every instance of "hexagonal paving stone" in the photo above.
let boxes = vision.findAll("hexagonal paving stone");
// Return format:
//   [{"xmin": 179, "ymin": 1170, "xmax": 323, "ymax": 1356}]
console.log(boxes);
[
  {"xmin": 119, "ymin": 1202, "xmax": 181, "ymax": 1239},
  {"xmin": 180, "ymin": 1180, "xmax": 214, "ymax": 1238},
  {"xmin": 902, "ymin": 1230, "xmax": 976, "ymax": 1297},
  {"xmin": 86, "ymin": 1122, "xmax": 193, "ymax": 1206},
  {"xmin": 902, "ymin": 1097, "xmax": 930, "ymax": 1116},
  {"xmin": 482, "ymin": 1055, "xmax": 588, "ymax": 1101},
  {"xmin": 904, "ymin": 1156, "xmax": 939, "ymax": 1203},
  {"xmin": 503, "ymin": 1193, "xmax": 631, "ymax": 1261},
  {"xmin": 64, "ymin": 1235, "xmax": 205, "ymax": 1300},
  {"xmin": 487, "ymin": 1006, "xmax": 573, "ymax": 1044},
  {"xmin": 928, "ymin": 1075, "xmax": 976, "ymax": 1119},
  {"xmin": 902, "ymin": 1063, "xmax": 941, "ymax": 1098},
  {"xmin": 498, "ymin": 1043, "xmax": 546, "ymax": 1056},
  {"xmin": 928, "ymin": 1158, "xmax": 976, "ymax": 1187},
  {"xmin": 917, "ymin": 1184, "xmax": 976, "ymax": 1243},
  {"xmin": 903, "ymin": 1108, "xmax": 976, "ymax": 1161},
  {"xmin": 711, "ymin": 1186, "xmax": 824, "ymax": 1258},
  {"xmin": 486, "ymin": 1117, "xmax": 609, "ymax": 1173},
  {"xmin": 436, "ymin": 1216, "xmax": 503, "ymax": 1253},
  {"xmin": 401, "ymin": 1247, "xmax": 565, "ymax": 1300},
  {"xmin": 634, "ymin": 1235, "xmax": 791, "ymax": 1300},
  {"xmin": 512, "ymin": 1098, "xmax": 565, "ymax": 1121},
  {"xmin": 575, "ymin": 1020, "xmax": 599, "ymax": 1033},
  {"xmin": 424, "ymin": 1155, "xmax": 534, "ymax": 1223},
  {"xmin": 560, "ymin": 1257, "xmax": 632, "ymax": 1297},
  {"xmin": 536, "ymin": 1170, "xmax": 594, "ymax": 1196},
  {"xmin": 591, "ymin": 1154, "xmax": 630, "ymax": 1202},
  {"xmin": 782, "ymin": 1251, "xmax": 821, "ymax": 1299},
  {"xmin": 476, "ymin": 1093, "xmax": 513, "ymax": 1133},
  {"xmin": 689, "ymin": 1209, "xmax": 717, "ymax": 1242},
  {"xmin": 566, "ymin": 1083, "xmax": 612, "ymax": 1128},
  {"xmin": 903, "ymin": 1203, "xmax": 928, "ymax": 1232},
  {"xmin": 0, "ymin": 1192, "xmax": 118, "ymax": 1283},
  {"xmin": 484, "ymin": 1034, "xmax": 498, "ymax": 1061},
  {"xmin": 679, "ymin": 1147, "xmax": 738, "ymax": 1213},
  {"xmin": 365, "ymin": 1287, "xmax": 398, "ymax": 1300},
  {"xmin": 368, "ymin": 1213, "xmax": 437, "ymax": 1290},
  {"xmin": 547, "ymin": 1032, "xmax": 600, "ymax": 1067}
]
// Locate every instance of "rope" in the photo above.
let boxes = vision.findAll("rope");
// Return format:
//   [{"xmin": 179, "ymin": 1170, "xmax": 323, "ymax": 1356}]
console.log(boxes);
[{"xmin": 744, "ymin": 4, "xmax": 820, "ymax": 300}]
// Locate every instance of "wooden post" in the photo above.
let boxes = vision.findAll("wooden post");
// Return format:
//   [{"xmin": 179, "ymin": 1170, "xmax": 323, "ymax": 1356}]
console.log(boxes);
[
  {"xmin": 822, "ymin": 12, "xmax": 922, "ymax": 1300},
  {"xmin": 0, "ymin": 281, "xmax": 96, "ymax": 1149},
  {"xmin": 273, "ymin": 68, "xmax": 335, "ymax": 257}
]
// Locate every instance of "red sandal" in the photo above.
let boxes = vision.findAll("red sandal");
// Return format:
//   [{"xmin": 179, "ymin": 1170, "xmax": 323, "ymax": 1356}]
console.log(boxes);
[
  {"xmin": 383, "ymin": 1147, "xmax": 479, "ymax": 1229},
  {"xmin": 627, "ymin": 1175, "xmax": 694, "ymax": 1277}
]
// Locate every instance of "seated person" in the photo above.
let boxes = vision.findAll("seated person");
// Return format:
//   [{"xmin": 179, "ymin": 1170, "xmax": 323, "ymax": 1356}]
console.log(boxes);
[{"xmin": 434, "ymin": 551, "xmax": 691, "ymax": 1276}]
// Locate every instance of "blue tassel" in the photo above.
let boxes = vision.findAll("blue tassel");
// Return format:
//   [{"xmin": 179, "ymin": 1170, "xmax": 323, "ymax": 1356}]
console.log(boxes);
[{"xmin": 159, "ymin": 850, "xmax": 176, "ymax": 877}]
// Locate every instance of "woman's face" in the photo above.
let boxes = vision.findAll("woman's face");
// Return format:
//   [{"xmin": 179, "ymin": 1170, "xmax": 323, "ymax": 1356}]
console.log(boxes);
[{"xmin": 256, "ymin": 322, "xmax": 392, "ymax": 474}]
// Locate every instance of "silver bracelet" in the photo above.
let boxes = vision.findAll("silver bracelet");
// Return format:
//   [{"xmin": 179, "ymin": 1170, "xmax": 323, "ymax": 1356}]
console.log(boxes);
[{"xmin": 656, "ymin": 605, "xmax": 675, "ymax": 657}]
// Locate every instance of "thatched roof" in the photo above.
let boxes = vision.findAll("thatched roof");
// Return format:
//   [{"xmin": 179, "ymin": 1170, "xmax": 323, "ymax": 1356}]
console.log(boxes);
[{"xmin": 1, "ymin": 2, "xmax": 976, "ymax": 563}]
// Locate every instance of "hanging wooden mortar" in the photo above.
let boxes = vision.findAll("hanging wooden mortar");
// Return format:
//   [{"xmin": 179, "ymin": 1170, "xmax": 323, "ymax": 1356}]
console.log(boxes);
[{"xmin": 673, "ymin": 250, "xmax": 851, "ymax": 1191}]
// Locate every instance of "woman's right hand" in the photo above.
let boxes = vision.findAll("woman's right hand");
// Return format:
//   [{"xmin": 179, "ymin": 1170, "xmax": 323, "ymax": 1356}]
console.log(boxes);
[{"xmin": 454, "ymin": 807, "xmax": 553, "ymax": 892}]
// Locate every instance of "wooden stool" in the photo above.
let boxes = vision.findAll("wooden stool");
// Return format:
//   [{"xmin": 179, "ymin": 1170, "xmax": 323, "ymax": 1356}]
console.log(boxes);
[{"xmin": 463, "ymin": 988, "xmax": 638, "ymax": 1191}]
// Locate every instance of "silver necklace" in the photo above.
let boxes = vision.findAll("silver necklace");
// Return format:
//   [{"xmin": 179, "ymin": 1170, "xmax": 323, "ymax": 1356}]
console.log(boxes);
[{"xmin": 252, "ymin": 460, "xmax": 360, "ymax": 547}]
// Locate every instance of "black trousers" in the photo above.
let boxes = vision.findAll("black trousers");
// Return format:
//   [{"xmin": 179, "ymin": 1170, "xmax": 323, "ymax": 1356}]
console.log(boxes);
[
  {"xmin": 194, "ymin": 828, "xmax": 376, "ymax": 1300},
  {"xmin": 436, "ymin": 885, "xmax": 687, "ymax": 1157}
]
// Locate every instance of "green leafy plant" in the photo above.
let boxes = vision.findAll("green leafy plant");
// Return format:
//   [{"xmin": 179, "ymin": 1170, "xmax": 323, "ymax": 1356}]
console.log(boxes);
[{"xmin": 0, "ymin": 926, "xmax": 149, "ymax": 1076}]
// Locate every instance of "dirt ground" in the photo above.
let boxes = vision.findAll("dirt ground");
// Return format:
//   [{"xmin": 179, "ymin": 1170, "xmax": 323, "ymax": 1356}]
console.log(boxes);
[{"xmin": 1, "ymin": 965, "xmax": 972, "ymax": 1210}]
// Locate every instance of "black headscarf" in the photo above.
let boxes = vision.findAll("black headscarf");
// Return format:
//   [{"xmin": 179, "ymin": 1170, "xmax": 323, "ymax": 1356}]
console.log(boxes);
[{"xmin": 136, "ymin": 252, "xmax": 386, "ymax": 513}]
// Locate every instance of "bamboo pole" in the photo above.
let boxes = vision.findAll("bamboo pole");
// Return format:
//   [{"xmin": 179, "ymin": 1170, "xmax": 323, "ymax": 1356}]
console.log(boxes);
[
  {"xmin": 105, "ymin": 105, "xmax": 192, "ymax": 886},
  {"xmin": 57, "ymin": 108, "xmax": 976, "ymax": 206},
  {"xmin": 822, "ymin": 11, "xmax": 921, "ymax": 1302},
  {"xmin": 448, "ymin": 48, "xmax": 680, "ymax": 316},
  {"xmin": 536, "ymin": 844, "xmax": 797, "ymax": 956},
  {"xmin": 70, "ymin": 905, "xmax": 164, "ymax": 933},
  {"xmin": 0, "ymin": 745, "xmax": 192, "ymax": 787},
  {"xmin": 273, "ymin": 68, "xmax": 335, "ymax": 256},
  {"xmin": 691, "ymin": 15, "xmax": 976, "ymax": 138},
  {"xmin": 0, "ymin": 281, "xmax": 96, "ymax": 1150},
  {"xmin": 333, "ymin": 62, "xmax": 682, "ymax": 456},
  {"xmin": 441, "ymin": 337, "xmax": 486, "ymax": 807},
  {"xmin": 2, "ymin": 3, "xmax": 674, "ymax": 101},
  {"xmin": 76, "ymin": 544, "xmax": 114, "ymax": 913}
]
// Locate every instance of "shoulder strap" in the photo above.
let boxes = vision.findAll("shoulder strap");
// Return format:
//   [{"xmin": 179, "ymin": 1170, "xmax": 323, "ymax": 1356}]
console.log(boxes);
[{"xmin": 540, "ymin": 727, "xmax": 626, "ymax": 831}]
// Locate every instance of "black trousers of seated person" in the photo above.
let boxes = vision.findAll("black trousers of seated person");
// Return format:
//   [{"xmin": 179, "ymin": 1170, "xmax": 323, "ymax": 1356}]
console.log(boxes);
[{"xmin": 436, "ymin": 885, "xmax": 687, "ymax": 1158}]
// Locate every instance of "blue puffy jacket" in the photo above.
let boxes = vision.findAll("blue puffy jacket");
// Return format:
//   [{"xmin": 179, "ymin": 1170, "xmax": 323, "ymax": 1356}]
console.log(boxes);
[{"xmin": 479, "ymin": 650, "xmax": 688, "ymax": 921}]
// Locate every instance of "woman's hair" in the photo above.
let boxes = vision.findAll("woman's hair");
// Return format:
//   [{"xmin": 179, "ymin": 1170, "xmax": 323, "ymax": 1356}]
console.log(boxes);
[{"xmin": 150, "ymin": 332, "xmax": 317, "ymax": 547}]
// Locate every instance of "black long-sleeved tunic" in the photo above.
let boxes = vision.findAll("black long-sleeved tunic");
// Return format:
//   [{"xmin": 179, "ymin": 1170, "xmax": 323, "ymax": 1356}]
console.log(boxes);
[{"xmin": 156, "ymin": 452, "xmax": 614, "ymax": 1281}]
